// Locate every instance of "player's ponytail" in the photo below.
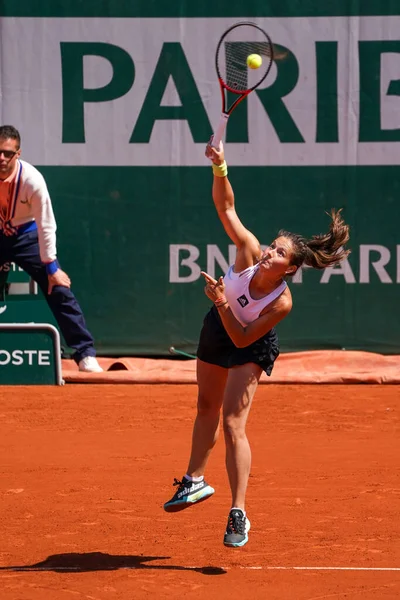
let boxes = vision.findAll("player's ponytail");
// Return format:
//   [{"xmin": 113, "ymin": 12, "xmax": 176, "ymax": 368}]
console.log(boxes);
[{"xmin": 279, "ymin": 209, "xmax": 350, "ymax": 274}]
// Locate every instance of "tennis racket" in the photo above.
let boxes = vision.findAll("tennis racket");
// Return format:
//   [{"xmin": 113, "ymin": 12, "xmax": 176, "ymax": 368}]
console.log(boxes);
[{"xmin": 212, "ymin": 21, "xmax": 274, "ymax": 147}]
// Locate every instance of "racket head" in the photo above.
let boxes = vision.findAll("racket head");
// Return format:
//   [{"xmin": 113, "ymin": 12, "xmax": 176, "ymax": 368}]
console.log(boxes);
[{"xmin": 215, "ymin": 21, "xmax": 274, "ymax": 105}]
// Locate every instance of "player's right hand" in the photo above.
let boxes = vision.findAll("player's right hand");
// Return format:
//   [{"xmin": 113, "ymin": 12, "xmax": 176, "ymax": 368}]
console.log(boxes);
[
  {"xmin": 200, "ymin": 271, "xmax": 226, "ymax": 302},
  {"xmin": 205, "ymin": 138, "xmax": 225, "ymax": 165}
]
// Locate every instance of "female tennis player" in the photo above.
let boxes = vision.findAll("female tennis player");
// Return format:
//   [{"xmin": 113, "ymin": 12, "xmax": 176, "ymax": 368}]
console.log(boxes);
[{"xmin": 164, "ymin": 141, "xmax": 350, "ymax": 548}]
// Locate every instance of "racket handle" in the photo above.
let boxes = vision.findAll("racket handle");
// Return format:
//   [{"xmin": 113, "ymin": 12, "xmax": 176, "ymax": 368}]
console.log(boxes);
[{"xmin": 212, "ymin": 113, "xmax": 229, "ymax": 148}]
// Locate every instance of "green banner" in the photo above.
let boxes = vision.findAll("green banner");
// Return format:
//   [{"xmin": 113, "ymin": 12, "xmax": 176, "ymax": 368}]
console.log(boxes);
[
  {"xmin": 1, "ymin": 1, "xmax": 399, "ymax": 18},
  {"xmin": 0, "ymin": 325, "xmax": 63, "ymax": 385},
  {"xmin": 43, "ymin": 164, "xmax": 399, "ymax": 355}
]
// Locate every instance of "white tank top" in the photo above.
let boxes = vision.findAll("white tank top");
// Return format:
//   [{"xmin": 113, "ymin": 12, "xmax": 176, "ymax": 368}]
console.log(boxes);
[{"xmin": 223, "ymin": 264, "xmax": 287, "ymax": 327}]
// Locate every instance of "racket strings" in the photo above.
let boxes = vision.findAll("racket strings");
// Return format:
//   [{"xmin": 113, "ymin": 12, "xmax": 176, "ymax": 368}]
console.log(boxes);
[{"xmin": 224, "ymin": 41, "xmax": 272, "ymax": 92}]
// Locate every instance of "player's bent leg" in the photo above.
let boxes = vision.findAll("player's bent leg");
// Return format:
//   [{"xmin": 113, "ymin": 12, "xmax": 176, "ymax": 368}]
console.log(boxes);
[
  {"xmin": 164, "ymin": 359, "xmax": 228, "ymax": 513},
  {"xmin": 186, "ymin": 359, "xmax": 228, "ymax": 476}
]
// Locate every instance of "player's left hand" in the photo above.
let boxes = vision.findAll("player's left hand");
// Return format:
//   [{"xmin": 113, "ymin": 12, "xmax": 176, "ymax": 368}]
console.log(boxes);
[
  {"xmin": 48, "ymin": 268, "xmax": 71, "ymax": 295},
  {"xmin": 200, "ymin": 271, "xmax": 226, "ymax": 302}
]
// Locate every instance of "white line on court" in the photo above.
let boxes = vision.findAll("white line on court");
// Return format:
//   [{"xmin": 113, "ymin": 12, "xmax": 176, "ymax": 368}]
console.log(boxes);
[
  {"xmin": 2, "ymin": 566, "xmax": 400, "ymax": 572},
  {"xmin": 242, "ymin": 566, "xmax": 400, "ymax": 571}
]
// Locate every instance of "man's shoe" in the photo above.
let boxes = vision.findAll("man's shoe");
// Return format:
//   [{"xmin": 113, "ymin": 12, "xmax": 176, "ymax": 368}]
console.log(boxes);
[{"xmin": 78, "ymin": 356, "xmax": 103, "ymax": 373}]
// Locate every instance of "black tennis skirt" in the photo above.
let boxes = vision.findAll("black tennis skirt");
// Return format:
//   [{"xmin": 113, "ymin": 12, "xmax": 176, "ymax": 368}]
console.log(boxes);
[{"xmin": 197, "ymin": 305, "xmax": 280, "ymax": 376}]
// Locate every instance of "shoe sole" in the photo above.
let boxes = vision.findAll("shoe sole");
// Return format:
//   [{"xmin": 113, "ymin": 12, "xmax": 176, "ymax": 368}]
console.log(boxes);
[
  {"xmin": 224, "ymin": 534, "xmax": 249, "ymax": 548},
  {"xmin": 223, "ymin": 518, "xmax": 251, "ymax": 548},
  {"xmin": 163, "ymin": 486, "xmax": 215, "ymax": 513}
]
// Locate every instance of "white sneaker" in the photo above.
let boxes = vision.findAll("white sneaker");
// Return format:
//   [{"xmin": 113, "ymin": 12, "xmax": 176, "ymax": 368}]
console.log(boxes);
[{"xmin": 78, "ymin": 356, "xmax": 103, "ymax": 373}]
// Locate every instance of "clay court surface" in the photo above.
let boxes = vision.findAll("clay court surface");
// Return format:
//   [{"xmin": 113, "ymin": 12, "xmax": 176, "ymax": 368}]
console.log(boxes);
[{"xmin": 1, "ymin": 383, "xmax": 399, "ymax": 599}]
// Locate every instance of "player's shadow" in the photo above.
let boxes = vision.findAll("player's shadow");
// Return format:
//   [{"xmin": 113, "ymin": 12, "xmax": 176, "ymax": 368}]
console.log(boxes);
[{"xmin": 0, "ymin": 552, "xmax": 226, "ymax": 575}]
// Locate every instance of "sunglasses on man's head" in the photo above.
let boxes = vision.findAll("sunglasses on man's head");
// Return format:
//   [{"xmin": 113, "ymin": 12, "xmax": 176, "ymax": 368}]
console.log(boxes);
[{"xmin": 0, "ymin": 149, "xmax": 18, "ymax": 159}]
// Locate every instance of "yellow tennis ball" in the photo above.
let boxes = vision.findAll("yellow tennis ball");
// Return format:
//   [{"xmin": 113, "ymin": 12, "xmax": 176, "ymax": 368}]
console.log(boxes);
[{"xmin": 247, "ymin": 53, "xmax": 262, "ymax": 69}]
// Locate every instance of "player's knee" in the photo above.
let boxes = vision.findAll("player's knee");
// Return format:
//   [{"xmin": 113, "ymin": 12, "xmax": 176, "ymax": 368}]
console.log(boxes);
[
  {"xmin": 223, "ymin": 416, "xmax": 246, "ymax": 441},
  {"xmin": 196, "ymin": 393, "xmax": 221, "ymax": 418}
]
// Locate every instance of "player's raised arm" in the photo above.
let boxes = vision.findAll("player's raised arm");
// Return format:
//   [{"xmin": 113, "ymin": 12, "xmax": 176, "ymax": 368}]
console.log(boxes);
[{"xmin": 205, "ymin": 141, "xmax": 261, "ymax": 261}]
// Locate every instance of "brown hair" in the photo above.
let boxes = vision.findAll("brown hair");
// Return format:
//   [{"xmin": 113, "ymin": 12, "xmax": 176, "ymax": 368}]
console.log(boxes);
[{"xmin": 279, "ymin": 209, "xmax": 350, "ymax": 273}]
